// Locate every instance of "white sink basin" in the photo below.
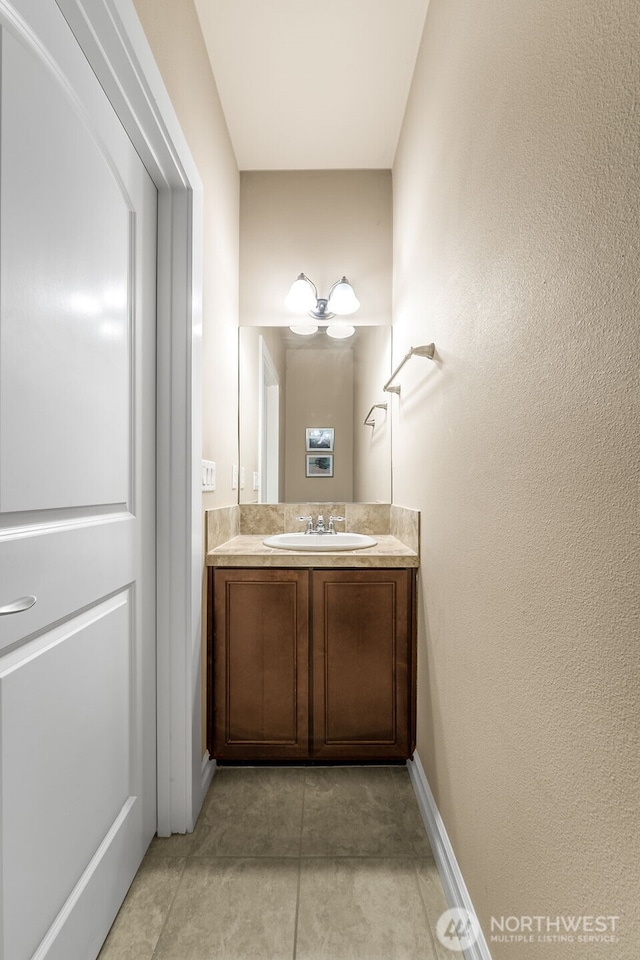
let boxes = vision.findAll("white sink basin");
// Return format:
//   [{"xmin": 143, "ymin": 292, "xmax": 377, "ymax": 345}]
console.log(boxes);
[{"xmin": 263, "ymin": 532, "xmax": 377, "ymax": 552}]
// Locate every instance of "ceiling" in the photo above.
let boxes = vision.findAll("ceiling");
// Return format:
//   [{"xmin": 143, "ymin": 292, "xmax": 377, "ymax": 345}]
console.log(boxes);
[{"xmin": 193, "ymin": 0, "xmax": 429, "ymax": 171}]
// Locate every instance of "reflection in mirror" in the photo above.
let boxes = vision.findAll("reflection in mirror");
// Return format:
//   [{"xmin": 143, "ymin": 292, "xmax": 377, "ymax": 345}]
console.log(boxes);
[{"xmin": 238, "ymin": 326, "xmax": 392, "ymax": 504}]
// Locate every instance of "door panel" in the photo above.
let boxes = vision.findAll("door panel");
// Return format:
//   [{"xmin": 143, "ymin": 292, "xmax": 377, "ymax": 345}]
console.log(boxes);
[
  {"xmin": 0, "ymin": 518, "xmax": 134, "ymax": 649},
  {"xmin": 0, "ymin": 595, "xmax": 131, "ymax": 960},
  {"xmin": 0, "ymin": 3, "xmax": 156, "ymax": 958},
  {"xmin": 0, "ymin": 27, "xmax": 132, "ymax": 513}
]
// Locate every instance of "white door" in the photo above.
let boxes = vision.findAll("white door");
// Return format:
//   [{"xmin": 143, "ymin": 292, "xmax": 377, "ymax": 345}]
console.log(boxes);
[{"xmin": 0, "ymin": 3, "xmax": 157, "ymax": 959}]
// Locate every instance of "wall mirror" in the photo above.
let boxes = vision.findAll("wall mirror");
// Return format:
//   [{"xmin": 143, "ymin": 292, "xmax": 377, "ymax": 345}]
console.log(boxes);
[{"xmin": 238, "ymin": 325, "xmax": 392, "ymax": 504}]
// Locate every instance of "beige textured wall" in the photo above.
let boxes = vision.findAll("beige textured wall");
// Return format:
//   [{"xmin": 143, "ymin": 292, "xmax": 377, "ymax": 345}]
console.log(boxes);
[
  {"xmin": 393, "ymin": 1, "xmax": 640, "ymax": 957},
  {"xmin": 132, "ymin": 0, "xmax": 239, "ymax": 756},
  {"xmin": 133, "ymin": 0, "xmax": 239, "ymax": 511},
  {"xmin": 285, "ymin": 350, "xmax": 353, "ymax": 502},
  {"xmin": 240, "ymin": 170, "xmax": 392, "ymax": 327}
]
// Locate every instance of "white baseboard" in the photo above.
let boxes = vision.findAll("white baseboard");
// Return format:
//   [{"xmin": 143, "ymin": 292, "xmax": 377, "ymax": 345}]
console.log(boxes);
[
  {"xmin": 408, "ymin": 752, "xmax": 492, "ymax": 960},
  {"xmin": 201, "ymin": 751, "xmax": 216, "ymax": 801}
]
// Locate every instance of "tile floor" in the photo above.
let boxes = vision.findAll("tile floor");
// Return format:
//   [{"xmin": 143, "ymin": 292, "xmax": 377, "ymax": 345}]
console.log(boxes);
[{"xmin": 98, "ymin": 765, "xmax": 452, "ymax": 960}]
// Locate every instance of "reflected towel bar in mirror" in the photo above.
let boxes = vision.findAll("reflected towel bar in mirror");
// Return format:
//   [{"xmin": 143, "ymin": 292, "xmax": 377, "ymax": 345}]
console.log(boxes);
[
  {"xmin": 383, "ymin": 343, "xmax": 435, "ymax": 395},
  {"xmin": 363, "ymin": 402, "xmax": 388, "ymax": 427}
]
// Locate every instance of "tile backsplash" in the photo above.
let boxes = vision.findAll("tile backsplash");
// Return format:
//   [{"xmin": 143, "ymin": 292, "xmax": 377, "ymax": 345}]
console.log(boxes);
[
  {"xmin": 390, "ymin": 505, "xmax": 420, "ymax": 555},
  {"xmin": 206, "ymin": 503, "xmax": 420, "ymax": 555},
  {"xmin": 206, "ymin": 504, "xmax": 240, "ymax": 551}
]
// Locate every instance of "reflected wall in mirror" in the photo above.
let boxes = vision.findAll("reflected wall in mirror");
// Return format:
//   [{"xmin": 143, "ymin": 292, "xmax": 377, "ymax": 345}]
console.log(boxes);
[{"xmin": 238, "ymin": 326, "xmax": 392, "ymax": 504}]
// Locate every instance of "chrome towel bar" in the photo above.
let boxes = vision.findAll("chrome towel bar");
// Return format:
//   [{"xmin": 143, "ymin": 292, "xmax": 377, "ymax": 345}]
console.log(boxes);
[{"xmin": 383, "ymin": 343, "xmax": 435, "ymax": 395}]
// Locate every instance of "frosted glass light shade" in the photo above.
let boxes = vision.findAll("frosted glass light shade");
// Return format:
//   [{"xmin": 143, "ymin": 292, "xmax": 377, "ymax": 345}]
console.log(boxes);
[
  {"xmin": 285, "ymin": 274, "xmax": 316, "ymax": 313},
  {"xmin": 326, "ymin": 323, "xmax": 355, "ymax": 340},
  {"xmin": 327, "ymin": 277, "xmax": 360, "ymax": 316},
  {"xmin": 289, "ymin": 324, "xmax": 318, "ymax": 336}
]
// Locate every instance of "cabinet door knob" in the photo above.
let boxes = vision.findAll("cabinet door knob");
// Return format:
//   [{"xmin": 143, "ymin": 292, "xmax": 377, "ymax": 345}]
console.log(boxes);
[{"xmin": 0, "ymin": 595, "xmax": 37, "ymax": 616}]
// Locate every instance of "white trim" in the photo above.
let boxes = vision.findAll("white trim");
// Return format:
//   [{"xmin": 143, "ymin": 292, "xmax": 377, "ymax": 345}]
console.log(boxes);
[
  {"xmin": 201, "ymin": 751, "xmax": 217, "ymax": 800},
  {"xmin": 258, "ymin": 336, "xmax": 280, "ymax": 503},
  {"xmin": 56, "ymin": 0, "xmax": 205, "ymax": 834},
  {"xmin": 408, "ymin": 752, "xmax": 493, "ymax": 960}
]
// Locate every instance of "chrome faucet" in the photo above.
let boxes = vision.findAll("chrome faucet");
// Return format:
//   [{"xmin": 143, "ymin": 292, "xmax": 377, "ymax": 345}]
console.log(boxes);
[{"xmin": 296, "ymin": 514, "xmax": 346, "ymax": 535}]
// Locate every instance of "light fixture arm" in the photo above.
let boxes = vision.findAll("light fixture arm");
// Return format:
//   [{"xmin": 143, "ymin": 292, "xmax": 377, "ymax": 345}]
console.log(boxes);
[
  {"xmin": 297, "ymin": 272, "xmax": 317, "ymax": 300},
  {"xmin": 296, "ymin": 274, "xmax": 334, "ymax": 320}
]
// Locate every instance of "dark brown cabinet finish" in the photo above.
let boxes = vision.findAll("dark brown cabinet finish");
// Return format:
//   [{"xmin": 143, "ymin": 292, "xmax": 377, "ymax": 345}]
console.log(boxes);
[
  {"xmin": 210, "ymin": 569, "xmax": 309, "ymax": 760},
  {"xmin": 312, "ymin": 570, "xmax": 413, "ymax": 760},
  {"xmin": 208, "ymin": 567, "xmax": 416, "ymax": 762}
]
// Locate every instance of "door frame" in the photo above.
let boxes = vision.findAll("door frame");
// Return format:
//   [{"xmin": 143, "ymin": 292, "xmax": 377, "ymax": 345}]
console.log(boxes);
[{"xmin": 55, "ymin": 0, "xmax": 205, "ymax": 834}]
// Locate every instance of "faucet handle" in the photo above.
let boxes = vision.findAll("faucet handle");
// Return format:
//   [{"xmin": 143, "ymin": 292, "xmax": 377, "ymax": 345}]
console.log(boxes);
[
  {"xmin": 296, "ymin": 515, "xmax": 314, "ymax": 533},
  {"xmin": 328, "ymin": 515, "xmax": 345, "ymax": 533}
]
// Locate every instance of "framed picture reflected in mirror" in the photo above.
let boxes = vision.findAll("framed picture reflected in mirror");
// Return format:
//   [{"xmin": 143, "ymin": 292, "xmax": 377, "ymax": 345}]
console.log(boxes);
[
  {"xmin": 305, "ymin": 454, "xmax": 334, "ymax": 478},
  {"xmin": 305, "ymin": 427, "xmax": 334, "ymax": 452}
]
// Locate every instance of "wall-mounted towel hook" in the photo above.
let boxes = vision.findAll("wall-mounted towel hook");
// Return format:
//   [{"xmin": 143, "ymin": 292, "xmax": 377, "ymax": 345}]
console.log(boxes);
[
  {"xmin": 363, "ymin": 402, "xmax": 388, "ymax": 427},
  {"xmin": 383, "ymin": 343, "xmax": 435, "ymax": 395}
]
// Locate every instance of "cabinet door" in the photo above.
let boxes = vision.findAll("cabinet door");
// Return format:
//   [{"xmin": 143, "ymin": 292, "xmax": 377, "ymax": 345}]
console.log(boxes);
[
  {"xmin": 211, "ymin": 569, "xmax": 309, "ymax": 759},
  {"xmin": 311, "ymin": 569, "xmax": 415, "ymax": 760}
]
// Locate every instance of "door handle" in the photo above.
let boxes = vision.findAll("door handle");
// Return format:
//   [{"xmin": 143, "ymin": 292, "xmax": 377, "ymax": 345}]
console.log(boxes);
[{"xmin": 0, "ymin": 595, "xmax": 37, "ymax": 615}]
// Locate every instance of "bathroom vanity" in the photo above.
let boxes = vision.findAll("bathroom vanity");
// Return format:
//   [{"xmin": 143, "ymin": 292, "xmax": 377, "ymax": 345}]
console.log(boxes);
[{"xmin": 206, "ymin": 504, "xmax": 419, "ymax": 763}]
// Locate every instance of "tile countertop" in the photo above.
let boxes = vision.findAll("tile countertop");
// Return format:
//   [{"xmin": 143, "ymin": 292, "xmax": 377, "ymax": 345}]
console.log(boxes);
[{"xmin": 206, "ymin": 534, "xmax": 419, "ymax": 568}]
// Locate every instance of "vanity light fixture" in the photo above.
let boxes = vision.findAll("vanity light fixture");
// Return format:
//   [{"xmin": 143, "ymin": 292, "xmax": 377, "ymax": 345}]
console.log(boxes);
[
  {"xmin": 285, "ymin": 273, "xmax": 360, "ymax": 320},
  {"xmin": 286, "ymin": 273, "xmax": 359, "ymax": 339}
]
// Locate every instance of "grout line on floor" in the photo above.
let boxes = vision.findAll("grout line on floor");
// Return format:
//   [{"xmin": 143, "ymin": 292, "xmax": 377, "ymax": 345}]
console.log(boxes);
[
  {"xmin": 292, "ymin": 771, "xmax": 307, "ymax": 960},
  {"xmin": 165, "ymin": 854, "xmax": 310, "ymax": 865},
  {"xmin": 299, "ymin": 768, "xmax": 307, "ymax": 857},
  {"xmin": 291, "ymin": 857, "xmax": 303, "ymax": 960},
  {"xmin": 149, "ymin": 856, "xmax": 187, "ymax": 960},
  {"xmin": 410, "ymin": 858, "xmax": 442, "ymax": 960},
  {"xmin": 182, "ymin": 852, "xmax": 433, "ymax": 861}
]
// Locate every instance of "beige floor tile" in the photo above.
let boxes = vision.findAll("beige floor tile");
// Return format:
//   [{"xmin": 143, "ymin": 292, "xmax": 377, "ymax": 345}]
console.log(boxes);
[
  {"xmin": 301, "ymin": 767, "xmax": 425, "ymax": 857},
  {"xmin": 388, "ymin": 767, "xmax": 435, "ymax": 857},
  {"xmin": 414, "ymin": 859, "xmax": 455, "ymax": 960},
  {"xmin": 97, "ymin": 857, "xmax": 185, "ymax": 960},
  {"xmin": 192, "ymin": 767, "xmax": 305, "ymax": 857},
  {"xmin": 153, "ymin": 858, "xmax": 299, "ymax": 960},
  {"xmin": 97, "ymin": 767, "xmax": 448, "ymax": 960},
  {"xmin": 145, "ymin": 832, "xmax": 195, "ymax": 858},
  {"xmin": 296, "ymin": 857, "xmax": 438, "ymax": 960}
]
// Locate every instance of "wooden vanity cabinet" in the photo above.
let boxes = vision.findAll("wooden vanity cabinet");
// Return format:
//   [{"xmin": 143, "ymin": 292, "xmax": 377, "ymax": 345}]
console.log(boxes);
[
  {"xmin": 311, "ymin": 570, "xmax": 414, "ymax": 760},
  {"xmin": 208, "ymin": 567, "xmax": 416, "ymax": 762},
  {"xmin": 210, "ymin": 569, "xmax": 309, "ymax": 760}
]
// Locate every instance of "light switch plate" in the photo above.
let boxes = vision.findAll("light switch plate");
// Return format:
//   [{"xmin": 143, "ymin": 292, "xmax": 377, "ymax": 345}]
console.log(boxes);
[
  {"xmin": 253, "ymin": 471, "xmax": 260, "ymax": 491},
  {"xmin": 201, "ymin": 460, "xmax": 216, "ymax": 491},
  {"xmin": 232, "ymin": 464, "xmax": 238, "ymax": 490}
]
